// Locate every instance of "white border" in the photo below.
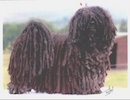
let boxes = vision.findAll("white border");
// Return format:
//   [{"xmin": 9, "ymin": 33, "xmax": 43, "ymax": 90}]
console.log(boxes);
[
  {"xmin": 0, "ymin": 6, "xmax": 3, "ymax": 95},
  {"xmin": 0, "ymin": 0, "xmax": 129, "ymax": 99}
]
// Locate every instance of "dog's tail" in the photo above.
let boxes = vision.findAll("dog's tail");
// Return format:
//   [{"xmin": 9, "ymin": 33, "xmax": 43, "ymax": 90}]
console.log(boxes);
[{"xmin": 8, "ymin": 20, "xmax": 54, "ymax": 93}]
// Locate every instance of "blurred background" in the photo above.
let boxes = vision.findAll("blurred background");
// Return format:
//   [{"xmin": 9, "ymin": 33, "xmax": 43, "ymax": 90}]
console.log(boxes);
[{"xmin": 1, "ymin": 0, "xmax": 128, "ymax": 89}]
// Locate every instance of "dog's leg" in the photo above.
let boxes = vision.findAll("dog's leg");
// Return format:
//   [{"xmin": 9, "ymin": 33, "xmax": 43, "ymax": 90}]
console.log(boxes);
[{"xmin": 8, "ymin": 82, "xmax": 31, "ymax": 94}]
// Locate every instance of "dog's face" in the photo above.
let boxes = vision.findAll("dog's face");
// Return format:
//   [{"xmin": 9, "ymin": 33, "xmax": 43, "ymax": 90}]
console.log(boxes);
[{"xmin": 69, "ymin": 6, "xmax": 116, "ymax": 51}]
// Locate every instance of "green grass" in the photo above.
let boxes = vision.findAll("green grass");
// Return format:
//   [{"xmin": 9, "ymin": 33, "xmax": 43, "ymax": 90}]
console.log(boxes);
[
  {"xmin": 105, "ymin": 69, "xmax": 128, "ymax": 88},
  {"xmin": 3, "ymin": 52, "xmax": 128, "ymax": 89},
  {"xmin": 3, "ymin": 52, "xmax": 10, "ymax": 89}
]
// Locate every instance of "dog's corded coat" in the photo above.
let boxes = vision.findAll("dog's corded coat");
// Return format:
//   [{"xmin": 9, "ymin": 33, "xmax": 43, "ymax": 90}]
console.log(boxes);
[{"xmin": 8, "ymin": 6, "xmax": 116, "ymax": 94}]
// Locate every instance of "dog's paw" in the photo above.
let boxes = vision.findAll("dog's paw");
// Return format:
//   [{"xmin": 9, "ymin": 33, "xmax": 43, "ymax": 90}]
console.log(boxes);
[{"xmin": 8, "ymin": 83, "xmax": 31, "ymax": 94}]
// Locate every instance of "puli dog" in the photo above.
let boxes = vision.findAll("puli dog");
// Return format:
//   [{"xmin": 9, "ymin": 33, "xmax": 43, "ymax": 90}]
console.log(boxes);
[{"xmin": 8, "ymin": 6, "xmax": 116, "ymax": 94}]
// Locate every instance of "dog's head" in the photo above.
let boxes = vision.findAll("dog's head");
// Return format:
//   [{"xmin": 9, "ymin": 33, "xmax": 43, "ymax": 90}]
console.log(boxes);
[{"xmin": 68, "ymin": 6, "xmax": 116, "ymax": 52}]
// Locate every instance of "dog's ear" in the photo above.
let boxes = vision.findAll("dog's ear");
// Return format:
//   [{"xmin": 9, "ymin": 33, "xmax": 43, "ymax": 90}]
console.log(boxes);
[
  {"xmin": 90, "ymin": 6, "xmax": 116, "ymax": 51},
  {"xmin": 69, "ymin": 8, "xmax": 89, "ymax": 43},
  {"xmin": 68, "ymin": 8, "xmax": 92, "ymax": 46}
]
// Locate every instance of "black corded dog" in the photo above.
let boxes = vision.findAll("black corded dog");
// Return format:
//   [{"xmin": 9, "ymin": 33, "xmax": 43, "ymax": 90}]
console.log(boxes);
[{"xmin": 8, "ymin": 6, "xmax": 116, "ymax": 94}]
